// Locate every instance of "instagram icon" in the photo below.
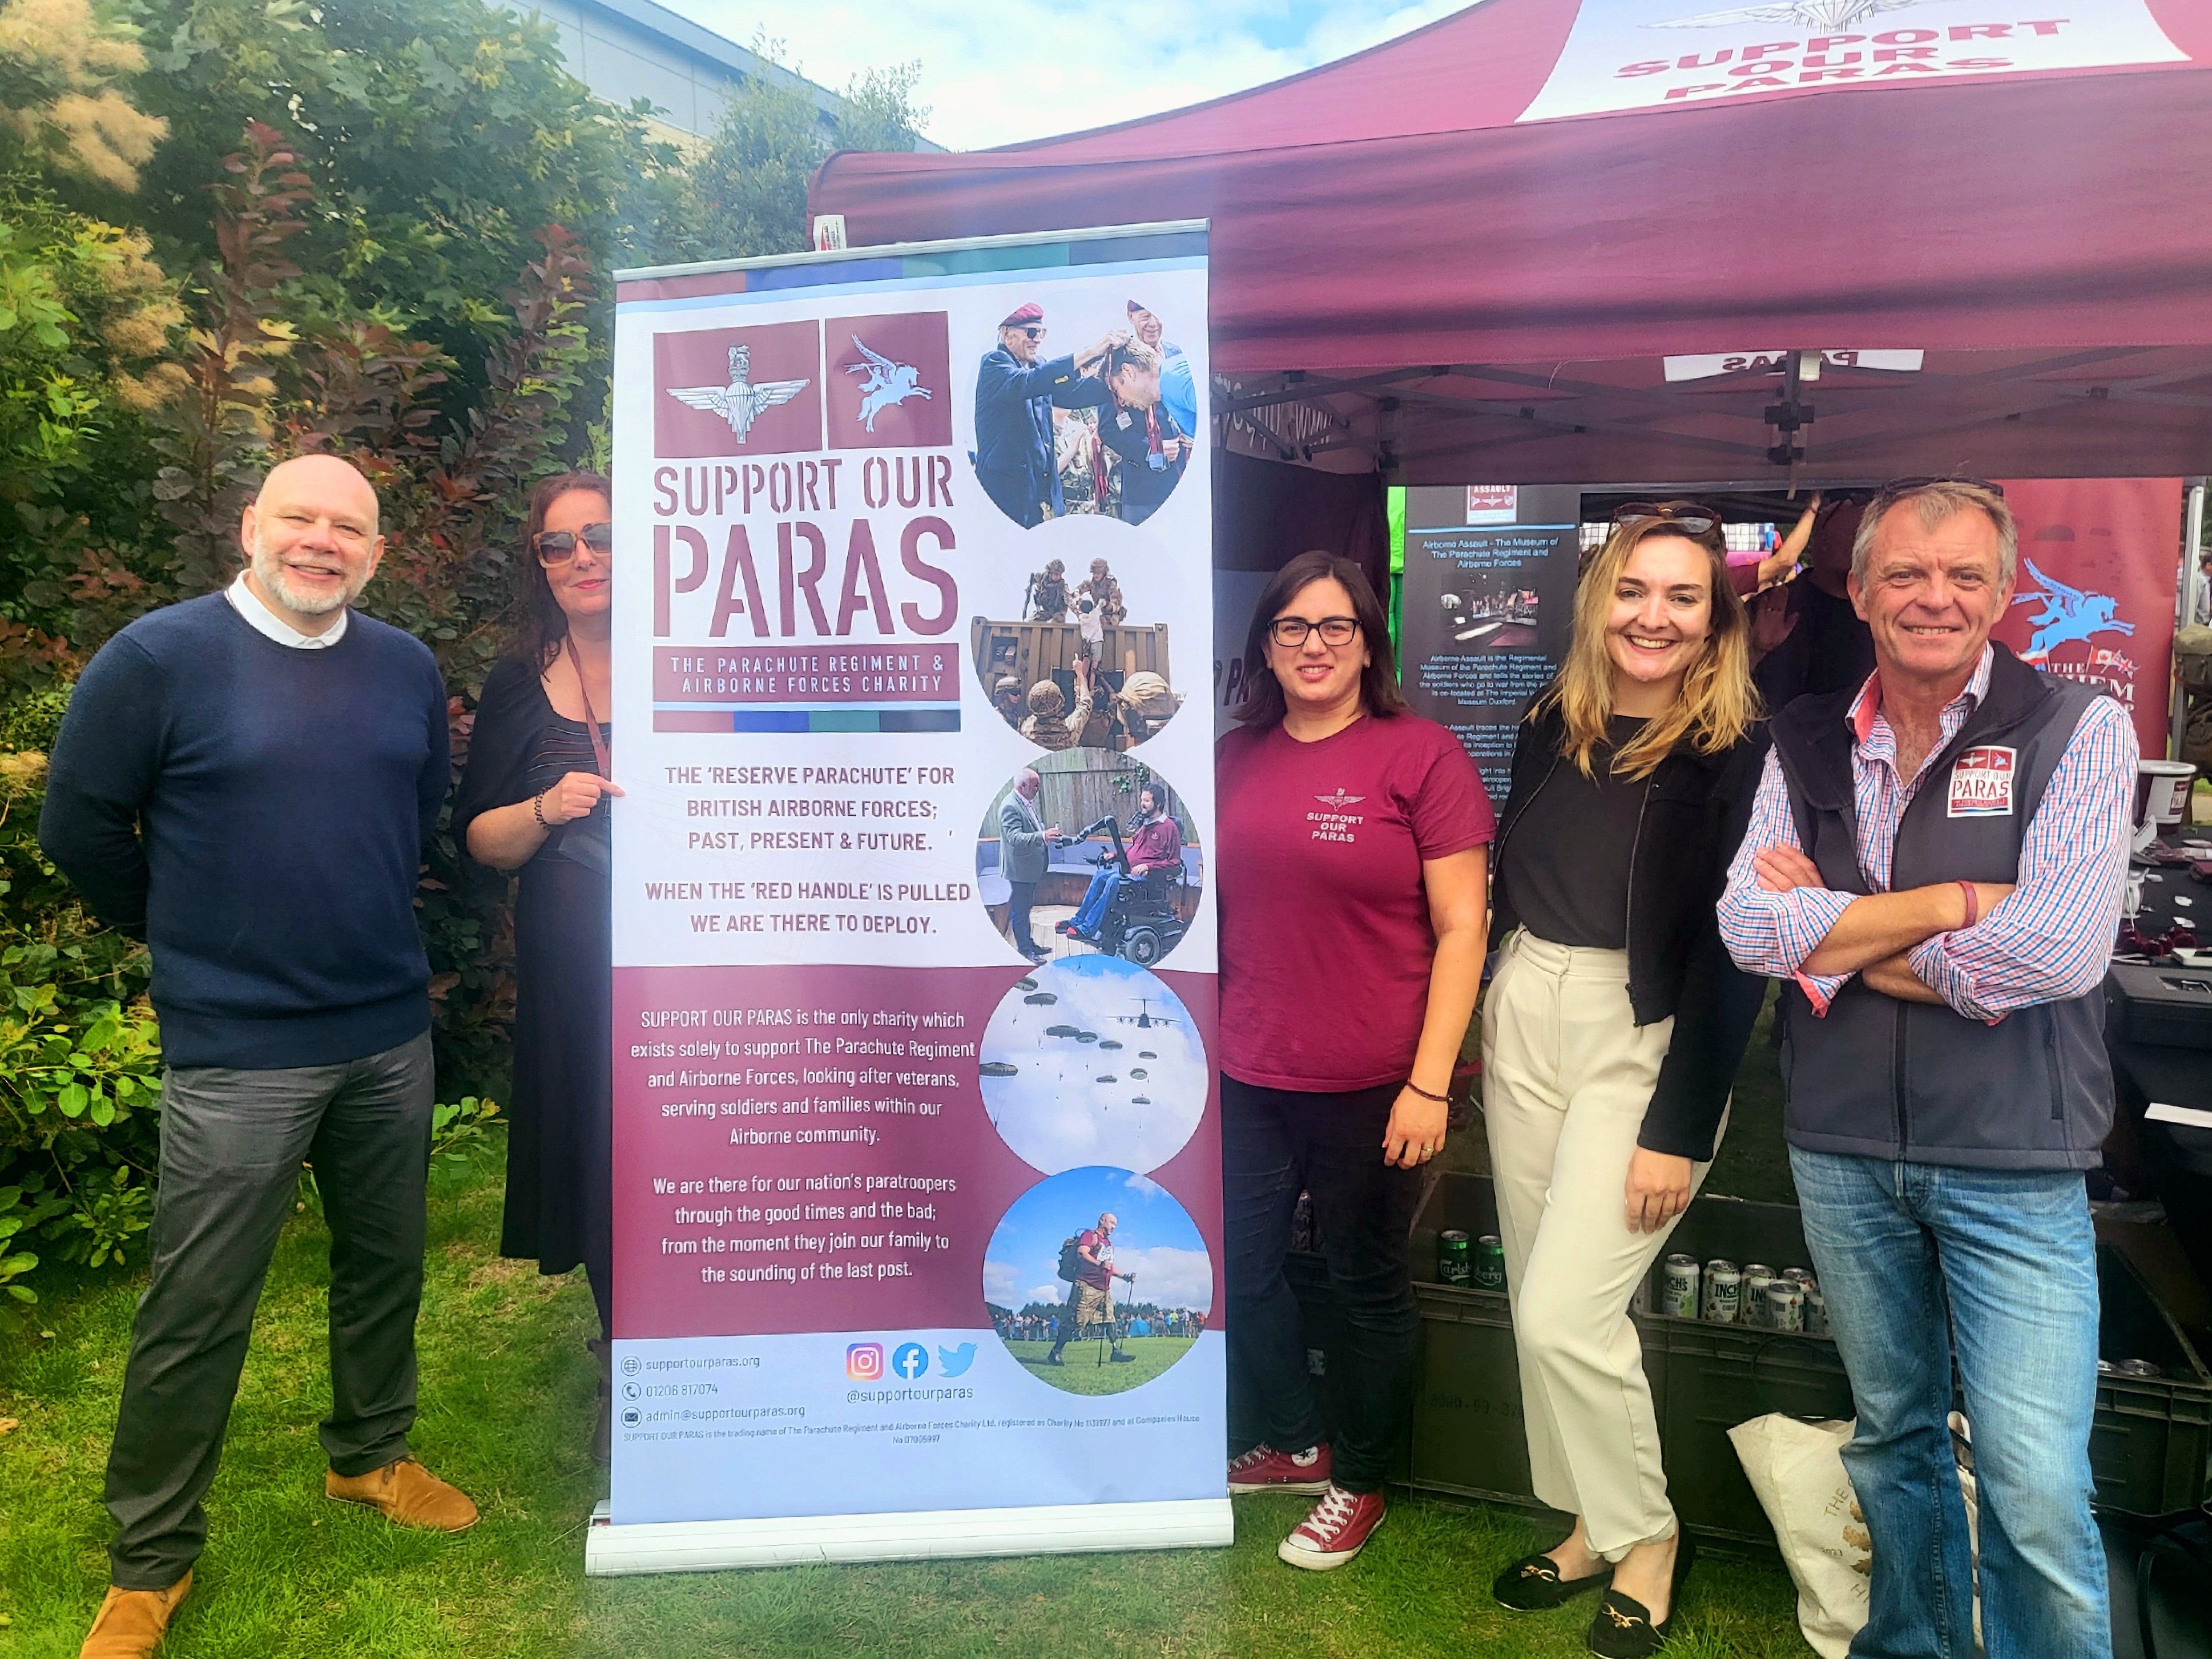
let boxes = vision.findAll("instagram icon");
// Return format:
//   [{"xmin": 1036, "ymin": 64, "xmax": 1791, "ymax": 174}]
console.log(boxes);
[{"xmin": 846, "ymin": 1342, "xmax": 884, "ymax": 1381}]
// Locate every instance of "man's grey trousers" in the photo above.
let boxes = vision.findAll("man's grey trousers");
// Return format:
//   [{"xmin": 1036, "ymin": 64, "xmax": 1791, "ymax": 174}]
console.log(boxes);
[{"xmin": 103, "ymin": 1033, "xmax": 436, "ymax": 1588}]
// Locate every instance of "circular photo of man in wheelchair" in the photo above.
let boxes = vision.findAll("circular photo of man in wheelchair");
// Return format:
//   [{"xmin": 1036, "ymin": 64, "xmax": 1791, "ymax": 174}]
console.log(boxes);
[
  {"xmin": 984, "ymin": 1166, "xmax": 1212, "ymax": 1398},
  {"xmin": 976, "ymin": 752, "xmax": 1201, "ymax": 969},
  {"xmin": 977, "ymin": 955, "xmax": 1206, "ymax": 1176}
]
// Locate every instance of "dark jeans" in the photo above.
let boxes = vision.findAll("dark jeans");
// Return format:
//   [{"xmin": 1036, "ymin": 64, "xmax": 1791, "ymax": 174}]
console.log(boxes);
[
  {"xmin": 104, "ymin": 1033, "xmax": 436, "ymax": 1588},
  {"xmin": 1008, "ymin": 879, "xmax": 1041, "ymax": 956},
  {"xmin": 1223, "ymin": 1074, "xmax": 1419, "ymax": 1493}
]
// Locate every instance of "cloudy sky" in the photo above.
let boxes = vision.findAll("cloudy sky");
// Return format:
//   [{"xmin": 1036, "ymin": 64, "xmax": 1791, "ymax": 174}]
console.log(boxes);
[
  {"xmin": 664, "ymin": 0, "xmax": 1472, "ymax": 151},
  {"xmin": 978, "ymin": 955, "xmax": 1205, "ymax": 1178}
]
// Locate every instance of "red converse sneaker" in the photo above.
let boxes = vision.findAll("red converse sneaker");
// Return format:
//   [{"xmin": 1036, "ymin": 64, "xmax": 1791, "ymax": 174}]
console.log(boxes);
[
  {"xmin": 1278, "ymin": 1484, "xmax": 1387, "ymax": 1570},
  {"xmin": 1227, "ymin": 1442, "xmax": 1332, "ymax": 1495}
]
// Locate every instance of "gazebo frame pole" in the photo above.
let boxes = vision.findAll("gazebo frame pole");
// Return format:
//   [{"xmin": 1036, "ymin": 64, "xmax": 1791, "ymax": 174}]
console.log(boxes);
[{"xmin": 2176, "ymin": 480, "xmax": 2206, "ymax": 764}]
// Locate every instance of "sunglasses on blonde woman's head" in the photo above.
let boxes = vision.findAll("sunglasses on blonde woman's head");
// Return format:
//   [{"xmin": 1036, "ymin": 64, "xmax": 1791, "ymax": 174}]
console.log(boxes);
[
  {"xmin": 1610, "ymin": 501, "xmax": 1722, "ymax": 539},
  {"xmin": 534, "ymin": 523, "xmax": 613, "ymax": 566},
  {"xmin": 1268, "ymin": 615, "xmax": 1360, "ymax": 648}
]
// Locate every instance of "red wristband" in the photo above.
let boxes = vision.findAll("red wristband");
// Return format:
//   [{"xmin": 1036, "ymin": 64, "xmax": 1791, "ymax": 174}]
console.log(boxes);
[{"xmin": 1957, "ymin": 880, "xmax": 1979, "ymax": 928}]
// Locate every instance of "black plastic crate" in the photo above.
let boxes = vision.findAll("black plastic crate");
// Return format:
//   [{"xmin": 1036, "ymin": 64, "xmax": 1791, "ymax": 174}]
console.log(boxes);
[
  {"xmin": 1307, "ymin": 1173, "xmax": 2210, "ymax": 1543},
  {"xmin": 1408, "ymin": 1279, "xmax": 1543, "ymax": 1508},
  {"xmin": 1635, "ymin": 1316, "xmax": 1855, "ymax": 1545},
  {"xmin": 1409, "ymin": 1173, "xmax": 1841, "ymax": 1543},
  {"xmin": 2093, "ymin": 1245, "xmax": 2212, "ymax": 1516}
]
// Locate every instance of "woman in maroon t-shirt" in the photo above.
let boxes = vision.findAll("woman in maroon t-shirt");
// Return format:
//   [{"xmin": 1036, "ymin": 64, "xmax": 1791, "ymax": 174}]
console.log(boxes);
[{"xmin": 1216, "ymin": 550, "xmax": 1493, "ymax": 1572}]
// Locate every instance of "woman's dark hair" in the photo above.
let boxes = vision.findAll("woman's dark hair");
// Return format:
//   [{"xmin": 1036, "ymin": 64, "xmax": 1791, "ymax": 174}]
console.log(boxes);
[
  {"xmin": 1232, "ymin": 550, "xmax": 1405, "ymax": 727},
  {"xmin": 518, "ymin": 469, "xmax": 611, "ymax": 669}
]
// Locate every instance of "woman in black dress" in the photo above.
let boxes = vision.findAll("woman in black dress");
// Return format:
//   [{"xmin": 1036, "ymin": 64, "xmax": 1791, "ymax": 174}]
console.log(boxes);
[{"xmin": 452, "ymin": 470, "xmax": 622, "ymax": 1459}]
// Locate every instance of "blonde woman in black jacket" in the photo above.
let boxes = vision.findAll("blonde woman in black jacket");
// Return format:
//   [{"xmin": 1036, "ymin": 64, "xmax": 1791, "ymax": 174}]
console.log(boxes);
[{"xmin": 1482, "ymin": 505, "xmax": 1768, "ymax": 1657}]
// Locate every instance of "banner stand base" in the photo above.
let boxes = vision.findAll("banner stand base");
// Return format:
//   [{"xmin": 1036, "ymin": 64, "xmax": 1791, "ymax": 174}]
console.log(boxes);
[{"xmin": 583, "ymin": 1496, "xmax": 1232, "ymax": 1576}]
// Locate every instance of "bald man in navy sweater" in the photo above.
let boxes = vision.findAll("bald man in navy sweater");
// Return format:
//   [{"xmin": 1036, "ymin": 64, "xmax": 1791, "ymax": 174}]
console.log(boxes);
[{"xmin": 43, "ymin": 456, "xmax": 477, "ymax": 1659}]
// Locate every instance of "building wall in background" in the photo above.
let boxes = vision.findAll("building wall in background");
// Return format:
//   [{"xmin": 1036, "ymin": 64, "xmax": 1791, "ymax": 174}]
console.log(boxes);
[{"xmin": 530, "ymin": 0, "xmax": 937, "ymax": 153}]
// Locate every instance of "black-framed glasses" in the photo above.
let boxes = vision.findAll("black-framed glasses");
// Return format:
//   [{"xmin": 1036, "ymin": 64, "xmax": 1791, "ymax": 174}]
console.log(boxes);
[
  {"xmin": 534, "ymin": 523, "xmax": 612, "ymax": 566},
  {"xmin": 1268, "ymin": 615, "xmax": 1361, "ymax": 648},
  {"xmin": 1611, "ymin": 500, "xmax": 1722, "ymax": 538},
  {"xmin": 1017, "ymin": 325, "xmax": 1046, "ymax": 340}
]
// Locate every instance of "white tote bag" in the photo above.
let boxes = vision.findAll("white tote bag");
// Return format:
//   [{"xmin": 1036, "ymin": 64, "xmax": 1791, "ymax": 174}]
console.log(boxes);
[
  {"xmin": 1729, "ymin": 1415, "xmax": 1869, "ymax": 1658},
  {"xmin": 1731, "ymin": 1414, "xmax": 1984, "ymax": 1658}
]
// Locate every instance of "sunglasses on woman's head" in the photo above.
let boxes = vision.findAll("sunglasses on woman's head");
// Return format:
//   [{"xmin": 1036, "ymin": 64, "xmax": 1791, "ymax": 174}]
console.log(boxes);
[
  {"xmin": 534, "ymin": 523, "xmax": 613, "ymax": 566},
  {"xmin": 1611, "ymin": 501, "xmax": 1722, "ymax": 538}
]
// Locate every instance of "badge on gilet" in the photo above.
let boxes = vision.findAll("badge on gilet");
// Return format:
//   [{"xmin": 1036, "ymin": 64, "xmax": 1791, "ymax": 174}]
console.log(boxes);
[{"xmin": 1948, "ymin": 746, "xmax": 2017, "ymax": 817}]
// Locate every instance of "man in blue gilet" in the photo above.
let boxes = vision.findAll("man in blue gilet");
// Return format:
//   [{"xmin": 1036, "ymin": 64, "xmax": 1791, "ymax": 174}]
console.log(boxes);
[{"xmin": 1719, "ymin": 478, "xmax": 2135, "ymax": 1659}]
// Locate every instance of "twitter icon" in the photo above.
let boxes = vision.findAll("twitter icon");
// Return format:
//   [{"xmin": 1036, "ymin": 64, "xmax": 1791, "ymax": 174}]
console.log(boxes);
[{"xmin": 937, "ymin": 1342, "xmax": 977, "ymax": 1378}]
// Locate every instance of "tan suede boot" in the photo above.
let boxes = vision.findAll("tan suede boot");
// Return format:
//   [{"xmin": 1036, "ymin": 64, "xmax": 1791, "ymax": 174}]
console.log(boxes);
[
  {"xmin": 325, "ymin": 1456, "xmax": 479, "ymax": 1531},
  {"xmin": 79, "ymin": 1569, "xmax": 191, "ymax": 1658}
]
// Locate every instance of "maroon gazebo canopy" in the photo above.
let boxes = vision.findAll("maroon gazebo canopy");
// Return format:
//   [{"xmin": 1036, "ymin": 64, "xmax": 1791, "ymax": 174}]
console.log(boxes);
[{"xmin": 812, "ymin": 0, "xmax": 2212, "ymax": 484}]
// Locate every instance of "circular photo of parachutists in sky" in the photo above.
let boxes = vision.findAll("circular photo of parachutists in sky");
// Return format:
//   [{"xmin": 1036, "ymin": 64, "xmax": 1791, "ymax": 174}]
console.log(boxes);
[
  {"xmin": 972, "ymin": 514, "xmax": 1189, "ymax": 753},
  {"xmin": 975, "ymin": 752, "xmax": 1202, "ymax": 970},
  {"xmin": 985, "ymin": 1165, "xmax": 1212, "ymax": 1398},
  {"xmin": 977, "ymin": 954, "xmax": 1205, "ymax": 1176},
  {"xmin": 968, "ymin": 295, "xmax": 1198, "ymax": 533}
]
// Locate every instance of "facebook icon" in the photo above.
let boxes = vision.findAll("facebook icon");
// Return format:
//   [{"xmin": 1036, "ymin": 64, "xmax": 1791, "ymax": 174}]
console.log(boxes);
[{"xmin": 891, "ymin": 1342, "xmax": 929, "ymax": 1381}]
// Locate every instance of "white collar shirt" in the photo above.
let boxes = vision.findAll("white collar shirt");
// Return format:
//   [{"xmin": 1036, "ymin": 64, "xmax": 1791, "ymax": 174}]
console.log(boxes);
[{"xmin": 226, "ymin": 571, "xmax": 348, "ymax": 649}]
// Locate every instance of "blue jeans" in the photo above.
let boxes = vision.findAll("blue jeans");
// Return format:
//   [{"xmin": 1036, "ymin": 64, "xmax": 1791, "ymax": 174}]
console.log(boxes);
[
  {"xmin": 1070, "ymin": 869, "xmax": 1123, "ymax": 935},
  {"xmin": 1789, "ymin": 1147, "xmax": 2109, "ymax": 1659}
]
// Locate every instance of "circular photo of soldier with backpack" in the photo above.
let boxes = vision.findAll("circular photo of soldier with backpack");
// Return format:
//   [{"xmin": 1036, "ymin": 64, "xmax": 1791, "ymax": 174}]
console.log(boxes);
[
  {"xmin": 984, "ymin": 1166, "xmax": 1212, "ymax": 1397},
  {"xmin": 977, "ymin": 954, "xmax": 1205, "ymax": 1176},
  {"xmin": 976, "ymin": 752, "xmax": 1202, "ymax": 969}
]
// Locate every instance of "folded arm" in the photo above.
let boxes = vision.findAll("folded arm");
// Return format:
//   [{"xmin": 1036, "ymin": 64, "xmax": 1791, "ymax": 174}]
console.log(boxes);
[
  {"xmin": 1717, "ymin": 748, "xmax": 2009, "ymax": 1012},
  {"xmin": 1717, "ymin": 750, "xmax": 1853, "ymax": 1007},
  {"xmin": 1901, "ymin": 697, "xmax": 2136, "ymax": 1020}
]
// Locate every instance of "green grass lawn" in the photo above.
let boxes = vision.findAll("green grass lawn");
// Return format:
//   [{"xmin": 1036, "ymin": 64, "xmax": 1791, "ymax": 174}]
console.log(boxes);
[
  {"xmin": 0, "ymin": 1148, "xmax": 1814, "ymax": 1658},
  {"xmin": 1008, "ymin": 1334, "xmax": 1198, "ymax": 1394}
]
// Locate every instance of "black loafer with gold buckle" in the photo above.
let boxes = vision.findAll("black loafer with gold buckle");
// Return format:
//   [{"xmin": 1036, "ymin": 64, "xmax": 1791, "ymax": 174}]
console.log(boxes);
[
  {"xmin": 1492, "ymin": 1550, "xmax": 1611, "ymax": 1612},
  {"xmin": 1586, "ymin": 1532, "xmax": 1697, "ymax": 1656}
]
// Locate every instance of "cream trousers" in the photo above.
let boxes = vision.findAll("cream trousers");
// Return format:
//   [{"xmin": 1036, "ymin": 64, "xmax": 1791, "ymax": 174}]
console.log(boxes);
[{"xmin": 1480, "ymin": 929, "xmax": 1726, "ymax": 1560}]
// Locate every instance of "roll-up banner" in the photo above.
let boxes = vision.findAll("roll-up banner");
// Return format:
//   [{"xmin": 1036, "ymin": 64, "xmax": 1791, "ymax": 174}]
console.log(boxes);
[{"xmin": 590, "ymin": 223, "xmax": 1226, "ymax": 1576}]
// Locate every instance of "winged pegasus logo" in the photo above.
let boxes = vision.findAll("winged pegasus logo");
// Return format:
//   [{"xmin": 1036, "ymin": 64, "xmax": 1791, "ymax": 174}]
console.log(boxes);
[
  {"xmin": 843, "ymin": 335, "xmax": 933, "ymax": 432},
  {"xmin": 666, "ymin": 343, "xmax": 811, "ymax": 442},
  {"xmin": 1648, "ymin": 0, "xmax": 1927, "ymax": 27},
  {"xmin": 2010, "ymin": 556, "xmax": 2136, "ymax": 658}
]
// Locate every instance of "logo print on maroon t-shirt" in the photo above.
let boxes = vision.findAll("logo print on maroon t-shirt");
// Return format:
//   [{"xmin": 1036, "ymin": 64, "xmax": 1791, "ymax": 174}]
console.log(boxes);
[{"xmin": 1310, "ymin": 787, "xmax": 1367, "ymax": 844}]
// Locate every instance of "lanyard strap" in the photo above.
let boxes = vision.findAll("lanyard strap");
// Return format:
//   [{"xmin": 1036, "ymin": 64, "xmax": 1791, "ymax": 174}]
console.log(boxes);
[{"xmin": 564, "ymin": 634, "xmax": 612, "ymax": 778}]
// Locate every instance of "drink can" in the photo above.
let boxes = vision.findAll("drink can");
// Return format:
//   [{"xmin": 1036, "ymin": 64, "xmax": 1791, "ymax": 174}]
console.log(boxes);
[
  {"xmin": 1765, "ymin": 1279, "xmax": 1805, "ymax": 1333},
  {"xmin": 2114, "ymin": 1358, "xmax": 2163, "ymax": 1379},
  {"xmin": 1474, "ymin": 1234, "xmax": 1508, "ymax": 1292},
  {"xmin": 1659, "ymin": 1254, "xmax": 1701, "ymax": 1318},
  {"xmin": 1702, "ymin": 1259, "xmax": 1742, "ymax": 1324},
  {"xmin": 2097, "ymin": 1358, "xmax": 2119, "ymax": 1376},
  {"xmin": 1783, "ymin": 1266, "xmax": 1816, "ymax": 1287},
  {"xmin": 1742, "ymin": 1265, "xmax": 1775, "ymax": 1328},
  {"xmin": 1439, "ymin": 1230, "xmax": 1472, "ymax": 1286},
  {"xmin": 1804, "ymin": 1281, "xmax": 1828, "ymax": 1338}
]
